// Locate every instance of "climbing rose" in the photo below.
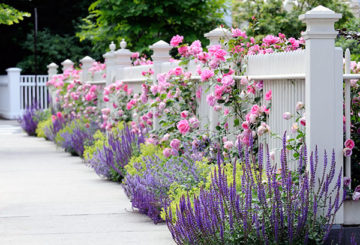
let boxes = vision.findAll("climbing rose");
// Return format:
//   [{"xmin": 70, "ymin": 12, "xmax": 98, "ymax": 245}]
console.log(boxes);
[
  {"xmin": 200, "ymin": 69, "xmax": 214, "ymax": 82},
  {"xmin": 283, "ymin": 112, "xmax": 292, "ymax": 120},
  {"xmin": 296, "ymin": 101, "xmax": 305, "ymax": 110},
  {"xmin": 224, "ymin": 141, "xmax": 234, "ymax": 150},
  {"xmin": 177, "ymin": 120, "xmax": 190, "ymax": 134},
  {"xmin": 345, "ymin": 139, "xmax": 355, "ymax": 150},
  {"xmin": 231, "ymin": 28, "xmax": 247, "ymax": 38},
  {"xmin": 343, "ymin": 148, "xmax": 352, "ymax": 157},
  {"xmin": 163, "ymin": 148, "xmax": 172, "ymax": 158},
  {"xmin": 206, "ymin": 94, "xmax": 216, "ymax": 107},
  {"xmin": 170, "ymin": 35, "xmax": 184, "ymax": 47},
  {"xmin": 189, "ymin": 117, "xmax": 200, "ymax": 129},
  {"xmin": 180, "ymin": 111, "xmax": 189, "ymax": 118},
  {"xmin": 265, "ymin": 89, "xmax": 272, "ymax": 101},
  {"xmin": 170, "ymin": 139, "xmax": 181, "ymax": 150}
]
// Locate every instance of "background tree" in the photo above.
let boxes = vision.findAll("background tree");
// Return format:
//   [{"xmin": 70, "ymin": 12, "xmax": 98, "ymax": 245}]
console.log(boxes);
[
  {"xmin": 0, "ymin": 0, "xmax": 97, "ymax": 74},
  {"xmin": 0, "ymin": 3, "xmax": 30, "ymax": 25},
  {"xmin": 77, "ymin": 0, "xmax": 228, "ymax": 55}
]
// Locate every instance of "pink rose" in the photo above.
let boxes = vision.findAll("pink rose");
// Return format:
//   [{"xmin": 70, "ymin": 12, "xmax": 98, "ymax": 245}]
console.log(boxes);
[
  {"xmin": 170, "ymin": 139, "xmax": 181, "ymax": 150},
  {"xmin": 207, "ymin": 94, "xmax": 216, "ymax": 107},
  {"xmin": 343, "ymin": 148, "xmax": 352, "ymax": 157},
  {"xmin": 224, "ymin": 141, "xmax": 234, "ymax": 150},
  {"xmin": 242, "ymin": 121, "xmax": 249, "ymax": 130},
  {"xmin": 300, "ymin": 117, "xmax": 306, "ymax": 126},
  {"xmin": 296, "ymin": 101, "xmax": 304, "ymax": 111},
  {"xmin": 265, "ymin": 89, "xmax": 272, "ymax": 101},
  {"xmin": 189, "ymin": 117, "xmax": 200, "ymax": 128},
  {"xmin": 200, "ymin": 69, "xmax": 214, "ymax": 82},
  {"xmin": 177, "ymin": 120, "xmax": 190, "ymax": 135},
  {"xmin": 101, "ymin": 108, "xmax": 111, "ymax": 115},
  {"xmin": 180, "ymin": 111, "xmax": 189, "ymax": 118},
  {"xmin": 170, "ymin": 35, "xmax": 184, "ymax": 47},
  {"xmin": 283, "ymin": 112, "xmax": 292, "ymax": 120},
  {"xmin": 103, "ymin": 96, "xmax": 109, "ymax": 102},
  {"xmin": 345, "ymin": 139, "xmax": 355, "ymax": 150},
  {"xmin": 163, "ymin": 148, "xmax": 172, "ymax": 158}
]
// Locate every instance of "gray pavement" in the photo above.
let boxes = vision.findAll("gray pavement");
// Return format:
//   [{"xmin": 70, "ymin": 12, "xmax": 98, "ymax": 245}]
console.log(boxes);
[{"xmin": 0, "ymin": 120, "xmax": 174, "ymax": 245}]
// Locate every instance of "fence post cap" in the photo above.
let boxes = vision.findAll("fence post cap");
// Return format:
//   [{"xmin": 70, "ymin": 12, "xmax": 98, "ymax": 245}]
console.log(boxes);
[
  {"xmin": 47, "ymin": 63, "xmax": 58, "ymax": 69},
  {"xmin": 61, "ymin": 59, "xmax": 74, "ymax": 66},
  {"xmin": 149, "ymin": 40, "xmax": 171, "ymax": 49},
  {"xmin": 6, "ymin": 67, "xmax": 22, "ymax": 73},
  {"xmin": 299, "ymin": 5, "xmax": 341, "ymax": 21},
  {"xmin": 80, "ymin": 56, "xmax": 95, "ymax": 64},
  {"xmin": 204, "ymin": 27, "xmax": 231, "ymax": 38}
]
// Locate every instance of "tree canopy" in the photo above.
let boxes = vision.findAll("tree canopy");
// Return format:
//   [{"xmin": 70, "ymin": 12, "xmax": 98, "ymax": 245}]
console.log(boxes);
[
  {"xmin": 0, "ymin": 3, "xmax": 30, "ymax": 25},
  {"xmin": 77, "ymin": 0, "xmax": 228, "ymax": 54}
]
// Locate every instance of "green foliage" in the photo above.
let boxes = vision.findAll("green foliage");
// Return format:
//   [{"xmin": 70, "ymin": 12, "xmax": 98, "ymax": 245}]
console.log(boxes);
[
  {"xmin": 77, "ymin": 0, "xmax": 227, "ymax": 54},
  {"xmin": 0, "ymin": 3, "xmax": 30, "ymax": 25},
  {"xmin": 125, "ymin": 143, "xmax": 164, "ymax": 177},
  {"xmin": 84, "ymin": 130, "xmax": 106, "ymax": 160},
  {"xmin": 36, "ymin": 116, "xmax": 52, "ymax": 139},
  {"xmin": 232, "ymin": 0, "xmax": 353, "ymax": 39},
  {"xmin": 17, "ymin": 29, "xmax": 102, "ymax": 74},
  {"xmin": 336, "ymin": 18, "xmax": 360, "ymax": 62}
]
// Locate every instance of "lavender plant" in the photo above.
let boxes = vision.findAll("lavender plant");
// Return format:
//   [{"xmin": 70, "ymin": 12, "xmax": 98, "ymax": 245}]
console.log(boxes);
[
  {"xmin": 88, "ymin": 125, "xmax": 145, "ymax": 181},
  {"xmin": 55, "ymin": 119, "xmax": 98, "ymax": 156},
  {"xmin": 165, "ymin": 135, "xmax": 344, "ymax": 245},
  {"xmin": 19, "ymin": 104, "xmax": 49, "ymax": 136},
  {"xmin": 123, "ymin": 147, "xmax": 210, "ymax": 224}
]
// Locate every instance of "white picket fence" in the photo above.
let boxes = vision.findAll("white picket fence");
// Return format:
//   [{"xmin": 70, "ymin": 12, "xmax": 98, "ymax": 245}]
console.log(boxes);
[
  {"xmin": 46, "ymin": 5, "xmax": 360, "ymax": 225},
  {"xmin": 20, "ymin": 75, "xmax": 49, "ymax": 111}
]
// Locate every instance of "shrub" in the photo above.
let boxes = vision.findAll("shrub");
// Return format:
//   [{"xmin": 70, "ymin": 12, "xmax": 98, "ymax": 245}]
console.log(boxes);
[
  {"xmin": 44, "ymin": 113, "xmax": 66, "ymax": 141},
  {"xmin": 165, "ymin": 137, "xmax": 344, "ymax": 244},
  {"xmin": 123, "ymin": 147, "xmax": 212, "ymax": 223}
]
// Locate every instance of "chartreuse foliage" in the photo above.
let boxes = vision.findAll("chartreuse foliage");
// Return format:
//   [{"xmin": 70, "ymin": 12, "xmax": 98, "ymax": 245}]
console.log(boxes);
[
  {"xmin": 77, "ymin": 0, "xmax": 227, "ymax": 54},
  {"xmin": 0, "ymin": 3, "xmax": 30, "ymax": 25}
]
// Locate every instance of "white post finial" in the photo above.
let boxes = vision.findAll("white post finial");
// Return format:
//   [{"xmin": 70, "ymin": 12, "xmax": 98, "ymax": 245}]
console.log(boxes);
[
  {"xmin": 345, "ymin": 48, "xmax": 351, "ymax": 74},
  {"xmin": 300, "ymin": 6, "xmax": 344, "ymax": 224},
  {"xmin": 149, "ymin": 40, "xmax": 171, "ymax": 63},
  {"xmin": 109, "ymin": 41, "xmax": 116, "ymax": 52},
  {"xmin": 61, "ymin": 59, "xmax": 74, "ymax": 72},
  {"xmin": 204, "ymin": 27, "xmax": 231, "ymax": 47},
  {"xmin": 120, "ymin": 39, "xmax": 127, "ymax": 49}
]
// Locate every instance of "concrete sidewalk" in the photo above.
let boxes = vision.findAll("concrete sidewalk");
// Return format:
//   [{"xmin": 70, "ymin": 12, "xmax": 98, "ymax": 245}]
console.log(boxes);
[{"xmin": 0, "ymin": 120, "xmax": 174, "ymax": 245}]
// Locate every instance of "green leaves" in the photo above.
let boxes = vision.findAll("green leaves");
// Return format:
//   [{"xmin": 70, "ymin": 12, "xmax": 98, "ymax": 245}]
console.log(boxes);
[
  {"xmin": 0, "ymin": 3, "xmax": 30, "ymax": 25},
  {"xmin": 77, "ymin": 0, "xmax": 227, "ymax": 55}
]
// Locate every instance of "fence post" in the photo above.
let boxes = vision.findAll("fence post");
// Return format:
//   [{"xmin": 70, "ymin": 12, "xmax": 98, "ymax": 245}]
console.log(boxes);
[
  {"xmin": 47, "ymin": 63, "xmax": 58, "ymax": 79},
  {"xmin": 114, "ymin": 39, "xmax": 132, "ymax": 83},
  {"xmin": 61, "ymin": 59, "xmax": 74, "ymax": 73},
  {"xmin": 6, "ymin": 68, "xmax": 21, "ymax": 119},
  {"xmin": 300, "ymin": 6, "xmax": 344, "ymax": 224},
  {"xmin": 204, "ymin": 27, "xmax": 231, "ymax": 132},
  {"xmin": 150, "ymin": 40, "xmax": 172, "ymax": 130},
  {"xmin": 80, "ymin": 56, "xmax": 95, "ymax": 82},
  {"xmin": 103, "ymin": 41, "xmax": 117, "ymax": 85}
]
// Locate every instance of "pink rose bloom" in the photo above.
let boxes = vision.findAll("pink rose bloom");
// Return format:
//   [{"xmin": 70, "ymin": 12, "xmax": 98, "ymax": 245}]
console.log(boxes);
[
  {"xmin": 181, "ymin": 111, "xmax": 189, "ymax": 118},
  {"xmin": 207, "ymin": 94, "xmax": 216, "ymax": 107},
  {"xmin": 170, "ymin": 139, "xmax": 181, "ymax": 150},
  {"xmin": 189, "ymin": 117, "xmax": 200, "ymax": 128},
  {"xmin": 231, "ymin": 28, "xmax": 247, "ymax": 38},
  {"xmin": 221, "ymin": 75, "xmax": 234, "ymax": 86},
  {"xmin": 56, "ymin": 112, "xmax": 63, "ymax": 118},
  {"xmin": 251, "ymin": 105, "xmax": 260, "ymax": 115},
  {"xmin": 278, "ymin": 33, "xmax": 286, "ymax": 39},
  {"xmin": 170, "ymin": 35, "xmax": 184, "ymax": 47},
  {"xmin": 296, "ymin": 101, "xmax": 304, "ymax": 111},
  {"xmin": 291, "ymin": 123, "xmax": 299, "ymax": 133},
  {"xmin": 242, "ymin": 121, "xmax": 249, "ymax": 130},
  {"xmin": 240, "ymin": 77, "xmax": 248, "ymax": 86},
  {"xmin": 163, "ymin": 148, "xmax": 172, "ymax": 158},
  {"xmin": 224, "ymin": 141, "xmax": 234, "ymax": 150},
  {"xmin": 103, "ymin": 96, "xmax": 109, "ymax": 102},
  {"xmin": 178, "ymin": 46, "xmax": 188, "ymax": 56},
  {"xmin": 224, "ymin": 108, "xmax": 229, "ymax": 115},
  {"xmin": 265, "ymin": 89, "xmax": 272, "ymax": 101},
  {"xmin": 131, "ymin": 52, "xmax": 139, "ymax": 59},
  {"xmin": 270, "ymin": 151, "xmax": 276, "ymax": 161},
  {"xmin": 159, "ymin": 102, "xmax": 166, "ymax": 111},
  {"xmin": 200, "ymin": 69, "xmax": 214, "ymax": 82},
  {"xmin": 174, "ymin": 67, "xmax": 183, "ymax": 76},
  {"xmin": 177, "ymin": 120, "xmax": 190, "ymax": 134},
  {"xmin": 214, "ymin": 105, "xmax": 222, "ymax": 112},
  {"xmin": 345, "ymin": 139, "xmax": 355, "ymax": 150},
  {"xmin": 101, "ymin": 108, "xmax": 111, "ymax": 115},
  {"xmin": 283, "ymin": 112, "xmax": 292, "ymax": 120},
  {"xmin": 263, "ymin": 35, "xmax": 280, "ymax": 45},
  {"xmin": 51, "ymin": 115, "xmax": 57, "ymax": 122},
  {"xmin": 214, "ymin": 85, "xmax": 225, "ymax": 99},
  {"xmin": 343, "ymin": 148, "xmax": 352, "ymax": 157},
  {"xmin": 300, "ymin": 117, "xmax": 306, "ymax": 126},
  {"xmin": 214, "ymin": 49, "xmax": 227, "ymax": 61},
  {"xmin": 353, "ymin": 185, "xmax": 360, "ymax": 200},
  {"xmin": 162, "ymin": 133, "xmax": 170, "ymax": 142}
]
